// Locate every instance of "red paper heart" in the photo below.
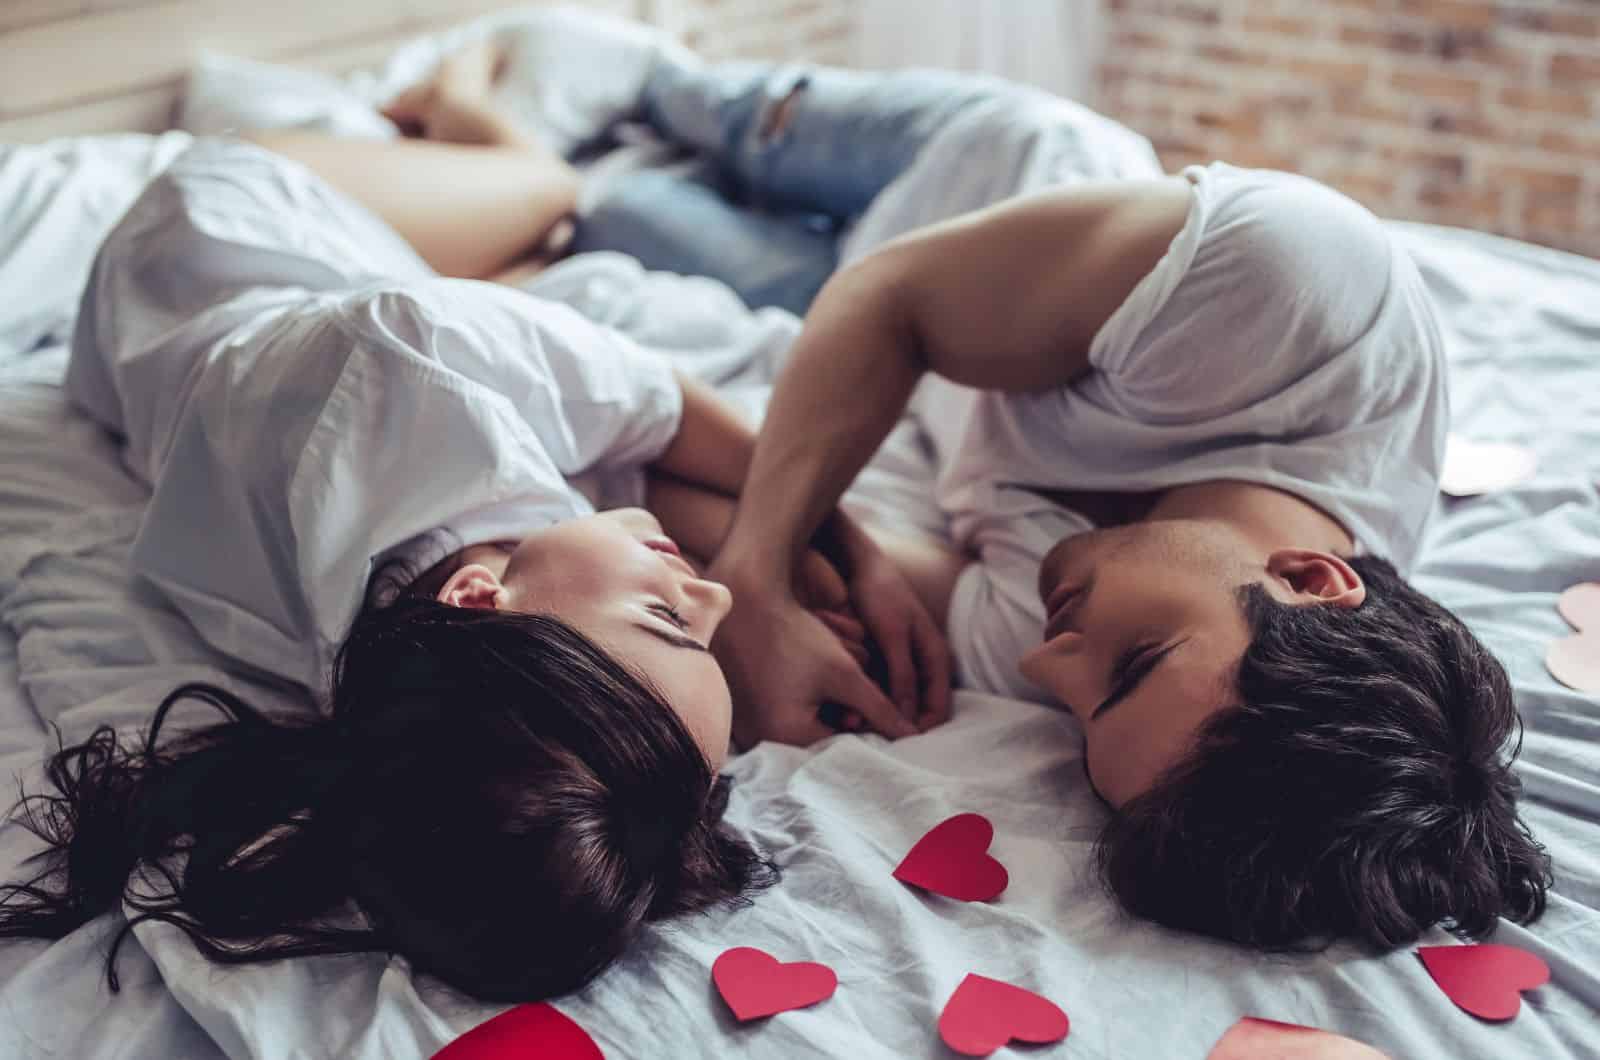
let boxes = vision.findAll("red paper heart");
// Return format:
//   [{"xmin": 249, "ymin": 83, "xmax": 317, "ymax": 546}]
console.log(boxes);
[
  {"xmin": 1418, "ymin": 944, "xmax": 1550, "ymax": 1021},
  {"xmin": 938, "ymin": 973, "xmax": 1068, "ymax": 1057},
  {"xmin": 893, "ymin": 813, "xmax": 1009, "ymax": 901},
  {"xmin": 431, "ymin": 1003, "xmax": 603, "ymax": 1060},
  {"xmin": 712, "ymin": 946, "xmax": 837, "ymax": 1021},
  {"xmin": 1206, "ymin": 1017, "xmax": 1390, "ymax": 1058}
]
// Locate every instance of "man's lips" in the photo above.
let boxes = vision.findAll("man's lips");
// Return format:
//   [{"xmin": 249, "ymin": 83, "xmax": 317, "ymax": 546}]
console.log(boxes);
[{"xmin": 1042, "ymin": 582, "xmax": 1086, "ymax": 643}]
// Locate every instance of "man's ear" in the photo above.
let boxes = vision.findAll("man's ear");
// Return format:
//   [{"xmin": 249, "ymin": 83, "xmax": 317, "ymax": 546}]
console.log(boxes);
[
  {"xmin": 1266, "ymin": 549, "xmax": 1366, "ymax": 610},
  {"xmin": 437, "ymin": 563, "xmax": 507, "ymax": 611}
]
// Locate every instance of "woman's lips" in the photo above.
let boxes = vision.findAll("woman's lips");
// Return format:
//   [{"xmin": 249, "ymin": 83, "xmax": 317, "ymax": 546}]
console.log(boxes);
[
  {"xmin": 644, "ymin": 535, "xmax": 682, "ymax": 557},
  {"xmin": 646, "ymin": 536, "xmax": 700, "ymax": 577}
]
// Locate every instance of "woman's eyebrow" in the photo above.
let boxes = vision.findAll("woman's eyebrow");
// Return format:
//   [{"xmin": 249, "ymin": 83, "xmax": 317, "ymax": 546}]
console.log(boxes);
[
  {"xmin": 1091, "ymin": 638, "xmax": 1188, "ymax": 719},
  {"xmin": 631, "ymin": 621, "xmax": 710, "ymax": 653}
]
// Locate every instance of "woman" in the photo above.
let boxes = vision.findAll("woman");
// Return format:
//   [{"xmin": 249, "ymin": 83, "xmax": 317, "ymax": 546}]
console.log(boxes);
[{"xmin": 0, "ymin": 46, "xmax": 926, "ymax": 1003}]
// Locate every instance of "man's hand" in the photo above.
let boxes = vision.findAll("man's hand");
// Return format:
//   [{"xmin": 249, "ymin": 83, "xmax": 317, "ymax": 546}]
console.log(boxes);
[
  {"xmin": 843, "ymin": 538, "xmax": 952, "ymax": 732},
  {"xmin": 711, "ymin": 561, "xmax": 917, "ymax": 748}
]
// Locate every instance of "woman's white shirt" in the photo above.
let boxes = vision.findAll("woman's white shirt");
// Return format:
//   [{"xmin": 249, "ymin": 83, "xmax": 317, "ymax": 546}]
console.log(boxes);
[{"xmin": 66, "ymin": 140, "xmax": 682, "ymax": 695}]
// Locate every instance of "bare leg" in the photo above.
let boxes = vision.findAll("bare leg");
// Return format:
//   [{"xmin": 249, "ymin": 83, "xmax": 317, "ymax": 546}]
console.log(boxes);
[{"xmin": 245, "ymin": 43, "xmax": 577, "ymax": 281}]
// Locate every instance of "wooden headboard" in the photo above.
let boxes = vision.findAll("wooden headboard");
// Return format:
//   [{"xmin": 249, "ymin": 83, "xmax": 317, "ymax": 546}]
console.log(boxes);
[{"xmin": 0, "ymin": 0, "xmax": 657, "ymax": 143}]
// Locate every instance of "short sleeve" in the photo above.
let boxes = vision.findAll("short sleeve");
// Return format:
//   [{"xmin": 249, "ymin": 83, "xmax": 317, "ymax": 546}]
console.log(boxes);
[
  {"xmin": 948, "ymin": 558, "xmax": 1053, "ymax": 705},
  {"xmin": 1091, "ymin": 163, "xmax": 1397, "ymax": 425},
  {"xmin": 945, "ymin": 488, "xmax": 1094, "ymax": 704},
  {"xmin": 127, "ymin": 277, "xmax": 683, "ymax": 695},
  {"xmin": 341, "ymin": 280, "xmax": 683, "ymax": 475}
]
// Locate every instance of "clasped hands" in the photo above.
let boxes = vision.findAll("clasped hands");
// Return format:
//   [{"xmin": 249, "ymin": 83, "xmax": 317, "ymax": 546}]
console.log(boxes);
[{"xmin": 711, "ymin": 532, "xmax": 950, "ymax": 748}]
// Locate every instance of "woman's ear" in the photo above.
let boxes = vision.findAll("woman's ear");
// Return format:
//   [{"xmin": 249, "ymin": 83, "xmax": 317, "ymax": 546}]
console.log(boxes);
[
  {"xmin": 437, "ymin": 563, "xmax": 507, "ymax": 610},
  {"xmin": 1266, "ymin": 549, "xmax": 1366, "ymax": 610}
]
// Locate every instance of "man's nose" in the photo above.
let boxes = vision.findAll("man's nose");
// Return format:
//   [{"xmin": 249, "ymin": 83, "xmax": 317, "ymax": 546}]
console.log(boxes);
[
  {"xmin": 1046, "ymin": 630, "xmax": 1086, "ymax": 651},
  {"xmin": 1021, "ymin": 642, "xmax": 1093, "ymax": 720}
]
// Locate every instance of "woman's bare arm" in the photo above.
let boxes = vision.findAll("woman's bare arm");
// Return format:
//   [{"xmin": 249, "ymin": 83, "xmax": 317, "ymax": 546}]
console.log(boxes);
[
  {"xmin": 242, "ymin": 41, "xmax": 579, "ymax": 280},
  {"xmin": 243, "ymin": 130, "xmax": 578, "ymax": 281},
  {"xmin": 647, "ymin": 471, "xmax": 968, "ymax": 628},
  {"xmin": 648, "ymin": 375, "xmax": 757, "ymax": 498}
]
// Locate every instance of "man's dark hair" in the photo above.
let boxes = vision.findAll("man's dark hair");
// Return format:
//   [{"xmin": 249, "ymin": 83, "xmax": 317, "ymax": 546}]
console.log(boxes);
[
  {"xmin": 0, "ymin": 595, "xmax": 776, "ymax": 1002},
  {"xmin": 1096, "ymin": 554, "xmax": 1552, "ymax": 950}
]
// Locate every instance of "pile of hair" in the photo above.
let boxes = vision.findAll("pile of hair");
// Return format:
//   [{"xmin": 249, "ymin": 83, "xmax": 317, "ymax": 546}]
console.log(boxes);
[
  {"xmin": 0, "ymin": 595, "xmax": 775, "ymax": 1001},
  {"xmin": 1097, "ymin": 555, "xmax": 1552, "ymax": 951}
]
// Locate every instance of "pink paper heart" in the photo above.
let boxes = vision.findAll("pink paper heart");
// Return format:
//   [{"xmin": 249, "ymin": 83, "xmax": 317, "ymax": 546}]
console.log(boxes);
[
  {"xmin": 1206, "ymin": 1017, "xmax": 1390, "ymax": 1058},
  {"xmin": 1558, "ymin": 582, "xmax": 1600, "ymax": 630},
  {"xmin": 431, "ymin": 1003, "xmax": 603, "ymax": 1060},
  {"xmin": 1418, "ymin": 944, "xmax": 1550, "ymax": 1021},
  {"xmin": 1438, "ymin": 436, "xmax": 1537, "ymax": 497},
  {"xmin": 712, "ymin": 946, "xmax": 837, "ymax": 1021},
  {"xmin": 938, "ymin": 973, "xmax": 1068, "ymax": 1057},
  {"xmin": 1548, "ymin": 581, "xmax": 1600, "ymax": 693},
  {"xmin": 893, "ymin": 813, "xmax": 1009, "ymax": 902}
]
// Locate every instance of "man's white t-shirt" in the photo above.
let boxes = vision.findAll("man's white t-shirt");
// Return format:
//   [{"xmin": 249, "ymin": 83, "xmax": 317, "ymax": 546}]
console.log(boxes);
[{"xmin": 920, "ymin": 162, "xmax": 1449, "ymax": 703}]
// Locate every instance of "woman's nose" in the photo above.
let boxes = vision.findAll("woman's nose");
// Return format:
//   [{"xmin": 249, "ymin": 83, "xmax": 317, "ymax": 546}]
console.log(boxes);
[{"xmin": 684, "ymin": 576, "xmax": 734, "ymax": 626}]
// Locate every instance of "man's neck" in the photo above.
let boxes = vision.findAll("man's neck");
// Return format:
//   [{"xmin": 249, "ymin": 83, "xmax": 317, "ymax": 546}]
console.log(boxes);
[{"xmin": 1146, "ymin": 480, "xmax": 1356, "ymax": 556}]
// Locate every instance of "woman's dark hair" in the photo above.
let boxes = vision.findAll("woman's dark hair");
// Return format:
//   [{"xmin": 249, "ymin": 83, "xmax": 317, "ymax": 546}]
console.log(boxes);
[
  {"xmin": 0, "ymin": 594, "xmax": 775, "ymax": 1001},
  {"xmin": 1097, "ymin": 554, "xmax": 1552, "ymax": 951}
]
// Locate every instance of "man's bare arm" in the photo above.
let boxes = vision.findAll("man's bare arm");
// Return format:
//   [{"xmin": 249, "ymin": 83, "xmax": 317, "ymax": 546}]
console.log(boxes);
[
  {"xmin": 893, "ymin": 176, "xmax": 1192, "ymax": 389},
  {"xmin": 715, "ymin": 177, "xmax": 1192, "ymax": 580},
  {"xmin": 708, "ymin": 179, "xmax": 1190, "ymax": 743}
]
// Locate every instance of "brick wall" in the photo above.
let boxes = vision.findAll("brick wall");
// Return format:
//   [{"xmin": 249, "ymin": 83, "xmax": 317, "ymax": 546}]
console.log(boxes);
[
  {"xmin": 1095, "ymin": 0, "xmax": 1600, "ymax": 257},
  {"xmin": 651, "ymin": 1, "xmax": 1596, "ymax": 257}
]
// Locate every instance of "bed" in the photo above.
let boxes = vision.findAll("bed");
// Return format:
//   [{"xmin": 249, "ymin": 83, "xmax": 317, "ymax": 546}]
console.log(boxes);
[{"xmin": 2, "ymin": 7, "xmax": 1599, "ymax": 1060}]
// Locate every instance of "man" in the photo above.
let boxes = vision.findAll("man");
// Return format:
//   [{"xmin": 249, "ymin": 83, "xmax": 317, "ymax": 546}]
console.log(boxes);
[{"xmin": 706, "ymin": 149, "xmax": 1552, "ymax": 951}]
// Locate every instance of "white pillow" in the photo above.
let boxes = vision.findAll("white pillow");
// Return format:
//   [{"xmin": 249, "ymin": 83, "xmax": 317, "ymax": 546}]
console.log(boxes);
[
  {"xmin": 179, "ymin": 5, "xmax": 694, "ymax": 159},
  {"xmin": 0, "ymin": 132, "xmax": 194, "ymax": 361}
]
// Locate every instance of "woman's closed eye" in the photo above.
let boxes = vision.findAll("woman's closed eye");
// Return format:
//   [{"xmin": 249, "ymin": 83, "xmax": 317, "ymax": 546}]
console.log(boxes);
[
  {"xmin": 644, "ymin": 602, "xmax": 709, "ymax": 652},
  {"xmin": 650, "ymin": 602, "xmax": 690, "ymax": 631}
]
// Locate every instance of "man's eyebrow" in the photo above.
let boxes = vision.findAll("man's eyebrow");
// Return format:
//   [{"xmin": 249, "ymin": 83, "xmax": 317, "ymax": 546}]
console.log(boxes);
[
  {"xmin": 631, "ymin": 621, "xmax": 710, "ymax": 654},
  {"xmin": 1091, "ymin": 638, "xmax": 1187, "ymax": 720}
]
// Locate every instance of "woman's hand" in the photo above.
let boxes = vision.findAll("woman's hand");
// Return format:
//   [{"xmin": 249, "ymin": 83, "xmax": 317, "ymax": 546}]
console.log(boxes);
[
  {"xmin": 839, "ymin": 531, "xmax": 952, "ymax": 732},
  {"xmin": 710, "ymin": 558, "xmax": 917, "ymax": 748},
  {"xmin": 799, "ymin": 549, "xmax": 871, "ymax": 673}
]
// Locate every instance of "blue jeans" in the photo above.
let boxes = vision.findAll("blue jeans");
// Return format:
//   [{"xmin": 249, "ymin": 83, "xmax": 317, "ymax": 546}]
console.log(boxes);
[{"xmin": 570, "ymin": 62, "xmax": 1004, "ymax": 314}]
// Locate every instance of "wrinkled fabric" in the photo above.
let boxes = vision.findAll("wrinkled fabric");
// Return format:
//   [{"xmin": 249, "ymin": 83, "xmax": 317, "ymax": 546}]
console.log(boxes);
[
  {"xmin": 1, "ymin": 11, "xmax": 1597, "ymax": 1058},
  {"xmin": 65, "ymin": 139, "xmax": 683, "ymax": 694}
]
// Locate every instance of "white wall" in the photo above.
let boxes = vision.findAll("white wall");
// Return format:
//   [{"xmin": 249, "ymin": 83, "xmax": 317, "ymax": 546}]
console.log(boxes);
[{"xmin": 856, "ymin": 0, "xmax": 1105, "ymax": 101}]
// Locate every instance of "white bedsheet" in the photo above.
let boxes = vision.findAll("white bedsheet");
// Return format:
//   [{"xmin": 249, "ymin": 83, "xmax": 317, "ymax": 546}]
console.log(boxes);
[
  {"xmin": 3, "ymin": 200, "xmax": 1599, "ymax": 1060},
  {"xmin": 3, "ymin": 35, "xmax": 1599, "ymax": 1060}
]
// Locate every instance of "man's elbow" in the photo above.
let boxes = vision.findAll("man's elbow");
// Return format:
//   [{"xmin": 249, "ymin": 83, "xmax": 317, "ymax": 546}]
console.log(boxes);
[{"xmin": 819, "ymin": 247, "xmax": 927, "ymax": 371}]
